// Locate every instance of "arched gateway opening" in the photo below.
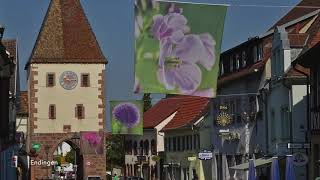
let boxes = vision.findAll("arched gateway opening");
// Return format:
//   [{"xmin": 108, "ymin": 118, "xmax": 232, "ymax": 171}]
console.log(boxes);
[{"xmin": 52, "ymin": 140, "xmax": 84, "ymax": 180}]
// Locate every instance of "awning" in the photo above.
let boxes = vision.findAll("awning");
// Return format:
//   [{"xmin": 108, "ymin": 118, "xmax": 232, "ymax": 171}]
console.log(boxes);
[{"xmin": 229, "ymin": 158, "xmax": 273, "ymax": 170}]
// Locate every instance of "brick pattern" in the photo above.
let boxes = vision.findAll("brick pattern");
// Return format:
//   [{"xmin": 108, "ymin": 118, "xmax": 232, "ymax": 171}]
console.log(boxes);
[
  {"xmin": 29, "ymin": 66, "xmax": 38, "ymax": 134},
  {"xmin": 29, "ymin": 133, "xmax": 106, "ymax": 179},
  {"xmin": 83, "ymin": 154, "xmax": 106, "ymax": 178},
  {"xmin": 98, "ymin": 69, "xmax": 105, "ymax": 131}
]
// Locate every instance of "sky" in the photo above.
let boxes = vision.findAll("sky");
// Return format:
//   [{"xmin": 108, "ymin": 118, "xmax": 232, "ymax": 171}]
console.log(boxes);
[{"xmin": 0, "ymin": 0, "xmax": 300, "ymax": 130}]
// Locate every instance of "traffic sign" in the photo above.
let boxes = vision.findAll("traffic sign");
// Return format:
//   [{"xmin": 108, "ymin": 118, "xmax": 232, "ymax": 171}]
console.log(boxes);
[{"xmin": 32, "ymin": 143, "xmax": 41, "ymax": 151}]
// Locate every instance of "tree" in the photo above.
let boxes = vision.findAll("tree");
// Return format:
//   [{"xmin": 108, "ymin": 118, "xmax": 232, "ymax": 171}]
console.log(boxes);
[
  {"xmin": 143, "ymin": 93, "xmax": 152, "ymax": 112},
  {"xmin": 65, "ymin": 149, "xmax": 75, "ymax": 164},
  {"xmin": 106, "ymin": 135, "xmax": 125, "ymax": 171}
]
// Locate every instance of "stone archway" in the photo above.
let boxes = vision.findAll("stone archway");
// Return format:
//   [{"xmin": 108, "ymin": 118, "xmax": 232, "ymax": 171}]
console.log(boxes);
[{"xmin": 29, "ymin": 132, "xmax": 106, "ymax": 180}]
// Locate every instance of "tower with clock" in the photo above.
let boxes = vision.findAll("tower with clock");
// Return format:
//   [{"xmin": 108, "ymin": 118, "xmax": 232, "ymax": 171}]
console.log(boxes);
[{"xmin": 25, "ymin": 0, "xmax": 107, "ymax": 179}]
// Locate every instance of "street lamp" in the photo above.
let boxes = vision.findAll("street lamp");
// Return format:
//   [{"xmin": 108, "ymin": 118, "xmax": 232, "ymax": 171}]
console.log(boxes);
[
  {"xmin": 44, "ymin": 145, "xmax": 50, "ymax": 178},
  {"xmin": 70, "ymin": 133, "xmax": 80, "ymax": 180},
  {"xmin": 0, "ymin": 25, "xmax": 4, "ymax": 40}
]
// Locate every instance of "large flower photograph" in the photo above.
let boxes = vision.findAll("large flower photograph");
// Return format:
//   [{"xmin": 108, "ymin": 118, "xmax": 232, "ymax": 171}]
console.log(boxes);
[
  {"xmin": 80, "ymin": 131, "xmax": 104, "ymax": 155},
  {"xmin": 134, "ymin": 0, "xmax": 227, "ymax": 97},
  {"xmin": 110, "ymin": 101, "xmax": 143, "ymax": 135}
]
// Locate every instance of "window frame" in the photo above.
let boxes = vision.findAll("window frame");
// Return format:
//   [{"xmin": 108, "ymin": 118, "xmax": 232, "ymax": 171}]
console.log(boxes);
[
  {"xmin": 46, "ymin": 73, "xmax": 55, "ymax": 87},
  {"xmin": 49, "ymin": 104, "xmax": 56, "ymax": 119},
  {"xmin": 81, "ymin": 73, "xmax": 90, "ymax": 87},
  {"xmin": 75, "ymin": 104, "xmax": 85, "ymax": 119}
]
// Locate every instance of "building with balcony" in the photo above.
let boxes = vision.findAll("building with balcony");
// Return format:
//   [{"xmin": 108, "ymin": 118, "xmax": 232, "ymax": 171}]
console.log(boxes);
[
  {"xmin": 161, "ymin": 96, "xmax": 210, "ymax": 180},
  {"xmin": 293, "ymin": 41, "xmax": 320, "ymax": 179},
  {"xmin": 213, "ymin": 36, "xmax": 270, "ymax": 179},
  {"xmin": 125, "ymin": 97, "xmax": 179, "ymax": 180}
]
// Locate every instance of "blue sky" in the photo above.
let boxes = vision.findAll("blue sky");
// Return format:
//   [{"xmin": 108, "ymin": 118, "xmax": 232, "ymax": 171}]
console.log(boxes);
[{"xmin": 0, "ymin": 0, "xmax": 299, "ymax": 130}]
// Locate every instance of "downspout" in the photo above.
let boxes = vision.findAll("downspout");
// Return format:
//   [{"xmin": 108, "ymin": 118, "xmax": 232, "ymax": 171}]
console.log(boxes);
[{"xmin": 292, "ymin": 65, "xmax": 310, "ymax": 180}]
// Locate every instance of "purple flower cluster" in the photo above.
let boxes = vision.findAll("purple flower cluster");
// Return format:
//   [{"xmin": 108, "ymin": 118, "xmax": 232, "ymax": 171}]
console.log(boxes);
[
  {"xmin": 152, "ymin": 5, "xmax": 216, "ymax": 95},
  {"xmin": 112, "ymin": 103, "xmax": 140, "ymax": 128}
]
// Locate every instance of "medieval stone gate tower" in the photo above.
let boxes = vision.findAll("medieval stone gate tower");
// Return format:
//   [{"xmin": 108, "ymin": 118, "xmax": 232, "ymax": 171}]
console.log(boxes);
[{"xmin": 25, "ymin": 0, "xmax": 107, "ymax": 179}]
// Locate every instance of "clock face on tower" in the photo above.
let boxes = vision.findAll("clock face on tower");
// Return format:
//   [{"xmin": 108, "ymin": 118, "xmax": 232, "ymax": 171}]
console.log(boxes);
[{"xmin": 59, "ymin": 71, "xmax": 78, "ymax": 90}]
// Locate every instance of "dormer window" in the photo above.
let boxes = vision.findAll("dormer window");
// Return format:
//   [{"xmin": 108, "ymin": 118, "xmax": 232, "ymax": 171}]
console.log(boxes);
[
  {"xmin": 258, "ymin": 43, "xmax": 263, "ymax": 61},
  {"xmin": 242, "ymin": 51, "xmax": 247, "ymax": 67},
  {"xmin": 220, "ymin": 61, "xmax": 224, "ymax": 76},
  {"xmin": 230, "ymin": 55, "xmax": 234, "ymax": 72},
  {"xmin": 253, "ymin": 46, "xmax": 258, "ymax": 63},
  {"xmin": 236, "ymin": 54, "xmax": 240, "ymax": 70}
]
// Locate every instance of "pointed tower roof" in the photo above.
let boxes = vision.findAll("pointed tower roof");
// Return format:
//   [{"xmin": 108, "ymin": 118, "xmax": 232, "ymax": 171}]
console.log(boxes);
[{"xmin": 26, "ymin": 0, "xmax": 106, "ymax": 69}]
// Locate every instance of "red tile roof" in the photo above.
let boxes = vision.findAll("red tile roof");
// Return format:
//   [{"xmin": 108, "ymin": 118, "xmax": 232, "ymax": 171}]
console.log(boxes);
[
  {"xmin": 161, "ymin": 96, "xmax": 210, "ymax": 131},
  {"xmin": 270, "ymin": 0, "xmax": 320, "ymax": 29},
  {"xmin": 17, "ymin": 91, "xmax": 28, "ymax": 115},
  {"xmin": 26, "ymin": 0, "xmax": 106, "ymax": 69},
  {"xmin": 143, "ymin": 98, "xmax": 181, "ymax": 129},
  {"xmin": 288, "ymin": 33, "xmax": 309, "ymax": 48}
]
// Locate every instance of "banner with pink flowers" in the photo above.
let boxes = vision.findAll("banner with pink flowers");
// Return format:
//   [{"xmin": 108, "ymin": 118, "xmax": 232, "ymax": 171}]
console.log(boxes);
[
  {"xmin": 134, "ymin": 0, "xmax": 227, "ymax": 97},
  {"xmin": 80, "ymin": 131, "xmax": 104, "ymax": 155},
  {"xmin": 110, "ymin": 100, "xmax": 143, "ymax": 135}
]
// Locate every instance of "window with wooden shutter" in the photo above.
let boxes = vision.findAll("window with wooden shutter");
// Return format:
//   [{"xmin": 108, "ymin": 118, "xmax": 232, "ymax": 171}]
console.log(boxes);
[
  {"xmin": 81, "ymin": 74, "xmax": 90, "ymax": 87},
  {"xmin": 46, "ymin": 73, "xmax": 55, "ymax": 87},
  {"xmin": 76, "ymin": 104, "xmax": 85, "ymax": 119},
  {"xmin": 49, "ymin": 104, "xmax": 56, "ymax": 119}
]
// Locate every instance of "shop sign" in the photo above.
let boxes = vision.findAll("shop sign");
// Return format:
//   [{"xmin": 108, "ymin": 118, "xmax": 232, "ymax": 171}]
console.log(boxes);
[
  {"xmin": 188, "ymin": 156, "xmax": 197, "ymax": 161},
  {"xmin": 292, "ymin": 152, "xmax": 308, "ymax": 167},
  {"xmin": 287, "ymin": 143, "xmax": 310, "ymax": 149},
  {"xmin": 198, "ymin": 150, "xmax": 213, "ymax": 160}
]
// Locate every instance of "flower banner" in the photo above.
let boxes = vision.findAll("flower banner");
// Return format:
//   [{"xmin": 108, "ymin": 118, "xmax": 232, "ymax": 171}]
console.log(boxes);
[
  {"xmin": 110, "ymin": 100, "xmax": 143, "ymax": 135},
  {"xmin": 134, "ymin": 0, "xmax": 227, "ymax": 97},
  {"xmin": 80, "ymin": 131, "xmax": 104, "ymax": 155}
]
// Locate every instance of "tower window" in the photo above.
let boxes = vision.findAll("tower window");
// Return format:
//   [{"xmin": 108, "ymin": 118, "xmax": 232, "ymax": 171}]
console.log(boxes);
[
  {"xmin": 81, "ymin": 73, "xmax": 90, "ymax": 87},
  {"xmin": 75, "ymin": 104, "xmax": 85, "ymax": 119},
  {"xmin": 46, "ymin": 73, "xmax": 55, "ymax": 87},
  {"xmin": 49, "ymin": 104, "xmax": 56, "ymax": 119}
]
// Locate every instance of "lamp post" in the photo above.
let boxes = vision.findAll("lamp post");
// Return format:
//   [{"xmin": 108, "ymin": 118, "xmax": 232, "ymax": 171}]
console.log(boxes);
[
  {"xmin": 44, "ymin": 145, "xmax": 50, "ymax": 178},
  {"xmin": 70, "ymin": 133, "xmax": 80, "ymax": 180},
  {"xmin": 0, "ymin": 25, "xmax": 4, "ymax": 40}
]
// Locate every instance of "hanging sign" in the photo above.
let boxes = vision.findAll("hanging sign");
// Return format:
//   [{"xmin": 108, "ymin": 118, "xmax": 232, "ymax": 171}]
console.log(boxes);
[
  {"xmin": 198, "ymin": 150, "xmax": 213, "ymax": 160},
  {"xmin": 292, "ymin": 152, "xmax": 308, "ymax": 167}
]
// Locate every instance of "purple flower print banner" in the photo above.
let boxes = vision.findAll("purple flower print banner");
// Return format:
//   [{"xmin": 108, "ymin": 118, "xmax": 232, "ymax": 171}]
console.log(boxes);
[
  {"xmin": 134, "ymin": 0, "xmax": 227, "ymax": 97},
  {"xmin": 110, "ymin": 101, "xmax": 143, "ymax": 135},
  {"xmin": 80, "ymin": 131, "xmax": 104, "ymax": 155}
]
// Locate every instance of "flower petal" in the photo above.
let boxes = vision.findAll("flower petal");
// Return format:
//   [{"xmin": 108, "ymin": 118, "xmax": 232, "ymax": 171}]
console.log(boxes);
[
  {"xmin": 171, "ymin": 63, "xmax": 202, "ymax": 94},
  {"xmin": 157, "ymin": 67, "xmax": 175, "ymax": 90},
  {"xmin": 174, "ymin": 34, "xmax": 205, "ymax": 64},
  {"xmin": 152, "ymin": 15, "xmax": 164, "ymax": 40},
  {"xmin": 159, "ymin": 38, "xmax": 173, "ymax": 67},
  {"xmin": 164, "ymin": 13, "xmax": 188, "ymax": 32},
  {"xmin": 198, "ymin": 33, "xmax": 216, "ymax": 70}
]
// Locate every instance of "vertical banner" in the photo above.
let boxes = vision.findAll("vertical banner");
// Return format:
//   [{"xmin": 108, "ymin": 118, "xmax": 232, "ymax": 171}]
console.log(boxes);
[
  {"xmin": 134, "ymin": 0, "xmax": 228, "ymax": 97},
  {"xmin": 81, "ymin": 131, "xmax": 104, "ymax": 155},
  {"xmin": 110, "ymin": 100, "xmax": 143, "ymax": 135}
]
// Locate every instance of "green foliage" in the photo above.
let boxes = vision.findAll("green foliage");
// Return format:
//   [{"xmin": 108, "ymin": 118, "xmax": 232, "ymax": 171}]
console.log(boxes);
[
  {"xmin": 143, "ymin": 93, "xmax": 152, "ymax": 112},
  {"xmin": 65, "ymin": 149, "xmax": 75, "ymax": 164},
  {"xmin": 106, "ymin": 135, "xmax": 125, "ymax": 171},
  {"xmin": 55, "ymin": 155, "xmax": 61, "ymax": 166}
]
